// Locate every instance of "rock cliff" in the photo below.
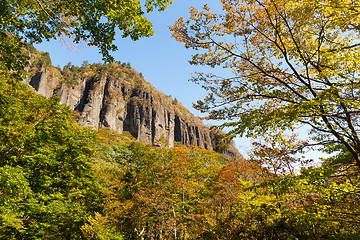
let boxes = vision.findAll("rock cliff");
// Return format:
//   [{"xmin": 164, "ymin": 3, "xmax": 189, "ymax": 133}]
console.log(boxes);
[{"xmin": 25, "ymin": 48, "xmax": 241, "ymax": 158}]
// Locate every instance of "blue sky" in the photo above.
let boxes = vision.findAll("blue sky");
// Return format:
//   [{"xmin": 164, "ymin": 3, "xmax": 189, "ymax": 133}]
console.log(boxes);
[{"xmin": 34, "ymin": 1, "xmax": 251, "ymax": 156}]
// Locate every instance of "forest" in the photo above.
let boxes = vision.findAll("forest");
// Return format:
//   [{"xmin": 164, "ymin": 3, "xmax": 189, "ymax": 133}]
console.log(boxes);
[{"xmin": 1, "ymin": 0, "xmax": 360, "ymax": 239}]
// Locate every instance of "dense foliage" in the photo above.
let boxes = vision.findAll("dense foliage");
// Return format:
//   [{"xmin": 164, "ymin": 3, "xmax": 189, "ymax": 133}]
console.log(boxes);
[
  {"xmin": 2, "ymin": 0, "xmax": 360, "ymax": 238},
  {"xmin": 0, "ymin": 72, "xmax": 256, "ymax": 239},
  {"xmin": 0, "ymin": 73, "xmax": 99, "ymax": 238}
]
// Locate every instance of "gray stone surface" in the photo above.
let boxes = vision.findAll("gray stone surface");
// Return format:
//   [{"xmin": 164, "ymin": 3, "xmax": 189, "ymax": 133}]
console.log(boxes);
[{"xmin": 26, "ymin": 67, "xmax": 241, "ymax": 158}]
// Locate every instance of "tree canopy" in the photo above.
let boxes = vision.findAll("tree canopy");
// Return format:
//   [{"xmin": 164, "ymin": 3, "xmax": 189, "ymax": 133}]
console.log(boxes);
[
  {"xmin": 170, "ymin": 0, "xmax": 360, "ymax": 169},
  {"xmin": 0, "ymin": 0, "xmax": 173, "ymax": 77},
  {"xmin": 3, "ymin": 0, "xmax": 360, "ymax": 238}
]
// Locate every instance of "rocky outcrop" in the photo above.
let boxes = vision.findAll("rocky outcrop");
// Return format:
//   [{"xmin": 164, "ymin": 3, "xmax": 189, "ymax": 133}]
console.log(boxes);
[{"xmin": 26, "ymin": 61, "xmax": 241, "ymax": 158}]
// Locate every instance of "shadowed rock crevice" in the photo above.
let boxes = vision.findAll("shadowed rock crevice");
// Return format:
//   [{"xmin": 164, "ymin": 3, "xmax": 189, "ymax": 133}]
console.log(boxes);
[
  {"xmin": 151, "ymin": 109, "xmax": 156, "ymax": 145},
  {"xmin": 123, "ymin": 101, "xmax": 138, "ymax": 139},
  {"xmin": 99, "ymin": 78, "xmax": 111, "ymax": 127},
  {"xmin": 74, "ymin": 78, "xmax": 92, "ymax": 112},
  {"xmin": 29, "ymin": 72, "xmax": 42, "ymax": 91},
  {"xmin": 174, "ymin": 116, "xmax": 181, "ymax": 143}
]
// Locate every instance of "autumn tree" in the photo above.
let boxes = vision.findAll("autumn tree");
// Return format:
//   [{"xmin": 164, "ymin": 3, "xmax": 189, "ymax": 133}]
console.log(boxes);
[
  {"xmin": 170, "ymin": 0, "xmax": 360, "ymax": 169},
  {"xmin": 248, "ymin": 132, "xmax": 311, "ymax": 175}
]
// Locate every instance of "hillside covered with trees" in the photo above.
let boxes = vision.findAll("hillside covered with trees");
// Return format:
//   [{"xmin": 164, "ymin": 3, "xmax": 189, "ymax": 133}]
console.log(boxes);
[
  {"xmin": 3, "ymin": 73, "xmax": 359, "ymax": 239},
  {"xmin": 1, "ymin": 0, "xmax": 360, "ymax": 239}
]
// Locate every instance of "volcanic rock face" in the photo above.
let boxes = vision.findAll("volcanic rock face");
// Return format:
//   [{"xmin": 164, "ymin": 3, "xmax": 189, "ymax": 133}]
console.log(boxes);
[{"xmin": 26, "ymin": 61, "xmax": 240, "ymax": 158}]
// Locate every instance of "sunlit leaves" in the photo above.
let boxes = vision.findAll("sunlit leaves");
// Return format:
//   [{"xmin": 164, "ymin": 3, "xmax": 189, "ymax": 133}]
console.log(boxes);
[
  {"xmin": 1, "ymin": 0, "xmax": 173, "ymax": 71},
  {"xmin": 0, "ymin": 73, "xmax": 98, "ymax": 239},
  {"xmin": 170, "ymin": 0, "xmax": 360, "ymax": 167}
]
